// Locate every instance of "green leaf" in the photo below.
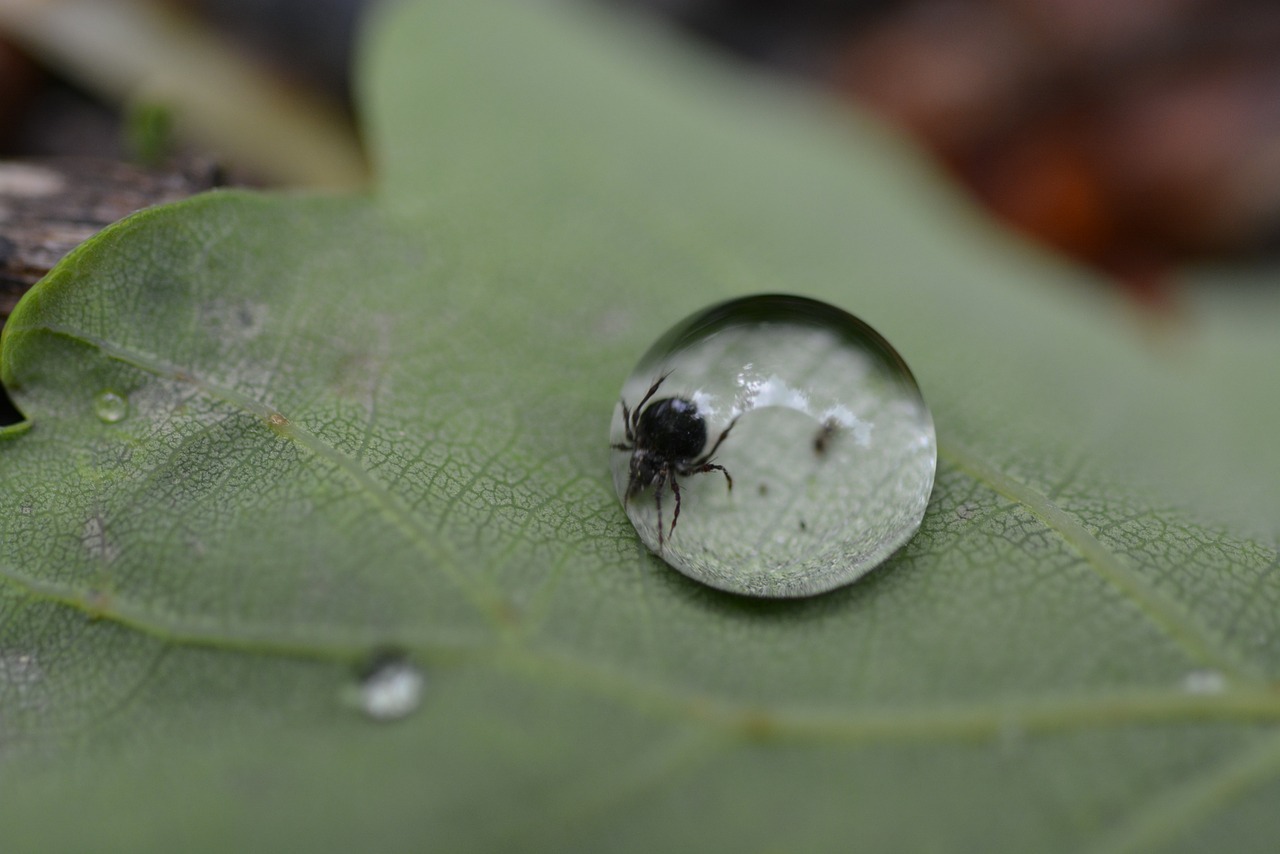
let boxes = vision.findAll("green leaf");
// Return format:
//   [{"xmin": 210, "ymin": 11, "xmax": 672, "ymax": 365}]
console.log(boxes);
[{"xmin": 2, "ymin": 1, "xmax": 1279, "ymax": 850}]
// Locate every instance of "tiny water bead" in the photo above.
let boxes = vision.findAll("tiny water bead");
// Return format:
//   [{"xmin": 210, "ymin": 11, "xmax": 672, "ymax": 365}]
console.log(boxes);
[
  {"xmin": 93, "ymin": 390, "xmax": 129, "ymax": 423},
  {"xmin": 610, "ymin": 294, "xmax": 936, "ymax": 598},
  {"xmin": 352, "ymin": 653, "xmax": 424, "ymax": 722},
  {"xmin": 1180, "ymin": 669, "xmax": 1227, "ymax": 695}
]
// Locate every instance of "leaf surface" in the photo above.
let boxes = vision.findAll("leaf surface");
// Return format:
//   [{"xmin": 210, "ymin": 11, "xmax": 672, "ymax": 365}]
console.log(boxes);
[{"xmin": 1, "ymin": 2, "xmax": 1279, "ymax": 851}]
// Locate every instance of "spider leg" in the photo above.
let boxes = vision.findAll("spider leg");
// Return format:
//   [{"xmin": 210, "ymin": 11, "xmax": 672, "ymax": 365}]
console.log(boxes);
[
  {"xmin": 692, "ymin": 414, "xmax": 740, "ymax": 467},
  {"xmin": 632, "ymin": 371, "xmax": 672, "ymax": 425},
  {"xmin": 669, "ymin": 475, "xmax": 682, "ymax": 540},
  {"xmin": 612, "ymin": 403, "xmax": 633, "ymax": 452},
  {"xmin": 695, "ymin": 462, "xmax": 734, "ymax": 493},
  {"xmin": 653, "ymin": 467, "xmax": 668, "ymax": 550},
  {"xmin": 618, "ymin": 399, "xmax": 635, "ymax": 443}
]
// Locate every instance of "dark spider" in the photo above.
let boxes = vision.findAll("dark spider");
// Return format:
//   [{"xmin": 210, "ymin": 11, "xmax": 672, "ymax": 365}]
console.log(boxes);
[{"xmin": 612, "ymin": 373, "xmax": 737, "ymax": 549}]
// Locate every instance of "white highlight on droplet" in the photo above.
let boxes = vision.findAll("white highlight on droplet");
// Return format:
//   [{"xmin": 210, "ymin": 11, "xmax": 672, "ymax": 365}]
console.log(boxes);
[
  {"xmin": 1180, "ymin": 669, "xmax": 1227, "ymax": 695},
  {"xmin": 356, "ymin": 658, "xmax": 424, "ymax": 721}
]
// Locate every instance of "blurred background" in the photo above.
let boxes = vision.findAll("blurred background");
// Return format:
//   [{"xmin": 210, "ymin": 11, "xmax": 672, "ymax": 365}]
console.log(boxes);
[{"xmin": 3, "ymin": 0, "xmax": 1280, "ymax": 307}]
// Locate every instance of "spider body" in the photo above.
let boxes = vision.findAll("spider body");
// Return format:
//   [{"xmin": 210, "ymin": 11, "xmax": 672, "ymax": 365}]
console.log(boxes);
[{"xmin": 613, "ymin": 373, "xmax": 737, "ymax": 549}]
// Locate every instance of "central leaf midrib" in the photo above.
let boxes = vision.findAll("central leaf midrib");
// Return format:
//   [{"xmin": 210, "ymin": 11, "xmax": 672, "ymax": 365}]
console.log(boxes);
[{"xmin": 5, "ymin": 562, "xmax": 1280, "ymax": 746}]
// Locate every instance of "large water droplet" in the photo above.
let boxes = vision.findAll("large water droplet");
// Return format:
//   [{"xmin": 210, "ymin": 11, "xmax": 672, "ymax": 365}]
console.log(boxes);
[
  {"xmin": 611, "ymin": 294, "xmax": 936, "ymax": 598},
  {"xmin": 93, "ymin": 390, "xmax": 129, "ymax": 423},
  {"xmin": 353, "ymin": 653, "xmax": 424, "ymax": 722}
]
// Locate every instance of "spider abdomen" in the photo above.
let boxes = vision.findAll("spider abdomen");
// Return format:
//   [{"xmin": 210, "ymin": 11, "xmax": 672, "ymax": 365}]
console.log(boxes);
[{"xmin": 635, "ymin": 397, "xmax": 707, "ymax": 462}]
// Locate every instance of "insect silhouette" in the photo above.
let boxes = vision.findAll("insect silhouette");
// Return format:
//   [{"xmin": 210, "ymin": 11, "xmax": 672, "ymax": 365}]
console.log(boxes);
[
  {"xmin": 813, "ymin": 417, "xmax": 842, "ymax": 457},
  {"xmin": 613, "ymin": 373, "xmax": 738, "ymax": 549}
]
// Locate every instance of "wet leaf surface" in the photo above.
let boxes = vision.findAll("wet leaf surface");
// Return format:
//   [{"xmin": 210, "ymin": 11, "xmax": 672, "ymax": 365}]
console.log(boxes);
[{"xmin": 1, "ymin": 2, "xmax": 1278, "ymax": 850}]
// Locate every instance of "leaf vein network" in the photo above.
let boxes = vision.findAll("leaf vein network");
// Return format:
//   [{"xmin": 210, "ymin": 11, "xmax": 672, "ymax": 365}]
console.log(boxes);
[
  {"xmin": 938, "ymin": 439, "xmax": 1259, "ymax": 681},
  {"xmin": 12, "ymin": 324, "xmax": 512, "ymax": 625}
]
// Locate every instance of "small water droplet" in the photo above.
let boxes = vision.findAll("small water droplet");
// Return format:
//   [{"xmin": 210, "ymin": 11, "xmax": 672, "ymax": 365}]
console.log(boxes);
[
  {"xmin": 1181, "ymin": 669, "xmax": 1227, "ymax": 695},
  {"xmin": 353, "ymin": 653, "xmax": 424, "ymax": 721},
  {"xmin": 611, "ymin": 294, "xmax": 936, "ymax": 598},
  {"xmin": 93, "ymin": 390, "xmax": 129, "ymax": 423}
]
